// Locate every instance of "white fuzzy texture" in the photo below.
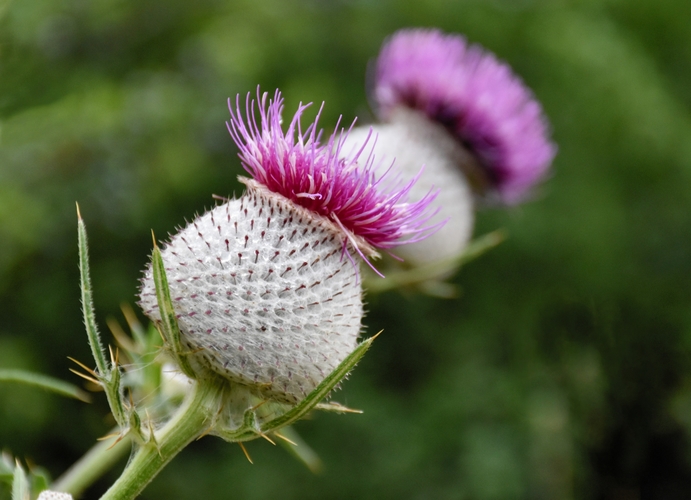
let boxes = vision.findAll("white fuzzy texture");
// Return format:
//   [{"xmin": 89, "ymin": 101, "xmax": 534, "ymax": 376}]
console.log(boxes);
[
  {"xmin": 346, "ymin": 108, "xmax": 475, "ymax": 265},
  {"xmin": 37, "ymin": 492, "xmax": 73, "ymax": 500},
  {"xmin": 139, "ymin": 182, "xmax": 363, "ymax": 404}
]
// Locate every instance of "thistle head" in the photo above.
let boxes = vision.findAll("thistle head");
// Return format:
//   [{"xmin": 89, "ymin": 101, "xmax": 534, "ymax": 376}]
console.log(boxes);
[
  {"xmin": 139, "ymin": 89, "xmax": 438, "ymax": 404},
  {"xmin": 373, "ymin": 28, "xmax": 556, "ymax": 204}
]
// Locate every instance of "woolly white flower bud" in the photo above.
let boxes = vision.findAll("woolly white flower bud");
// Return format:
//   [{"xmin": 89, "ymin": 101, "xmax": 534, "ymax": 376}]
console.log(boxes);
[{"xmin": 140, "ymin": 181, "xmax": 362, "ymax": 403}]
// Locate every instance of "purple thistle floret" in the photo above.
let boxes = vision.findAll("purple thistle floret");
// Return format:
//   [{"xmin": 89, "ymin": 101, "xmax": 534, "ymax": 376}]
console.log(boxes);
[
  {"xmin": 226, "ymin": 89, "xmax": 440, "ymax": 263},
  {"xmin": 374, "ymin": 28, "xmax": 556, "ymax": 204}
]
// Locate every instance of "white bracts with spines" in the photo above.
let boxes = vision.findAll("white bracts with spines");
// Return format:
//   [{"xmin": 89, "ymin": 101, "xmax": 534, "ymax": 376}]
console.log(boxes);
[
  {"xmin": 346, "ymin": 107, "xmax": 475, "ymax": 265},
  {"xmin": 139, "ymin": 180, "xmax": 363, "ymax": 404}
]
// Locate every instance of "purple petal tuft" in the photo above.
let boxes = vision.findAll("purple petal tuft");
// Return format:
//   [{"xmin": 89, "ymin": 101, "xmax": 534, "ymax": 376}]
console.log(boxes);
[
  {"xmin": 374, "ymin": 28, "xmax": 557, "ymax": 203},
  {"xmin": 226, "ymin": 89, "xmax": 440, "ymax": 259}
]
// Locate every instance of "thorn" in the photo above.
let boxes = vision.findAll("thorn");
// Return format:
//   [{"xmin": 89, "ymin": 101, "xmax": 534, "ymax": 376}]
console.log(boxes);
[
  {"xmin": 68, "ymin": 356, "xmax": 98, "ymax": 377},
  {"xmin": 258, "ymin": 433, "xmax": 276, "ymax": 446},
  {"xmin": 96, "ymin": 433, "xmax": 121, "ymax": 442},
  {"xmin": 190, "ymin": 346, "xmax": 205, "ymax": 355},
  {"xmin": 273, "ymin": 431, "xmax": 297, "ymax": 446},
  {"xmin": 76, "ymin": 202, "xmax": 82, "ymax": 221},
  {"xmin": 96, "ymin": 430, "xmax": 127, "ymax": 449},
  {"xmin": 316, "ymin": 402, "xmax": 363, "ymax": 414},
  {"xmin": 369, "ymin": 330, "xmax": 384, "ymax": 342},
  {"xmin": 154, "ymin": 324, "xmax": 166, "ymax": 343},
  {"xmin": 151, "ymin": 229, "xmax": 158, "ymax": 249},
  {"xmin": 108, "ymin": 345, "xmax": 119, "ymax": 367},
  {"xmin": 238, "ymin": 442, "xmax": 253, "ymax": 464},
  {"xmin": 250, "ymin": 399, "xmax": 269, "ymax": 412},
  {"xmin": 69, "ymin": 368, "xmax": 100, "ymax": 386},
  {"xmin": 107, "ymin": 432, "xmax": 128, "ymax": 450},
  {"xmin": 146, "ymin": 409, "xmax": 161, "ymax": 456},
  {"xmin": 197, "ymin": 422, "xmax": 215, "ymax": 440}
]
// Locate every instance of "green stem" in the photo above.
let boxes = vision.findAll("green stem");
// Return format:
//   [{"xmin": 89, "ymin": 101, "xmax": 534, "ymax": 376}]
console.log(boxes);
[
  {"xmin": 100, "ymin": 381, "xmax": 221, "ymax": 500},
  {"xmin": 52, "ymin": 430, "xmax": 131, "ymax": 496}
]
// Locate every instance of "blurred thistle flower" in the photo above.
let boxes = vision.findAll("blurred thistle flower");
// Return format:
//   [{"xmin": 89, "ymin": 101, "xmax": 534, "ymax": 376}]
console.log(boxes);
[
  {"xmin": 347, "ymin": 28, "xmax": 556, "ymax": 265},
  {"xmin": 139, "ymin": 89, "xmax": 437, "ymax": 404}
]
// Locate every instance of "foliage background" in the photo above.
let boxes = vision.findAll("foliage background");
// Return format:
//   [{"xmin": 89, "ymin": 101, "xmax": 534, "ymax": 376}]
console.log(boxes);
[{"xmin": 2, "ymin": 0, "xmax": 691, "ymax": 498}]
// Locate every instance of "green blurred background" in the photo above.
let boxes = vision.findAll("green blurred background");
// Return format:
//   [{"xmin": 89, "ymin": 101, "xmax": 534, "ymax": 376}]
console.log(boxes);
[{"xmin": 2, "ymin": 0, "xmax": 691, "ymax": 498}]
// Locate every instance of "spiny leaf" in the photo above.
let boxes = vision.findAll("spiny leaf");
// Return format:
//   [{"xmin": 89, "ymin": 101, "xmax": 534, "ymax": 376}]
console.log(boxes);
[
  {"xmin": 77, "ymin": 203, "xmax": 108, "ymax": 376},
  {"xmin": 151, "ymin": 237, "xmax": 196, "ymax": 379},
  {"xmin": 77, "ymin": 205, "xmax": 127, "ymax": 427}
]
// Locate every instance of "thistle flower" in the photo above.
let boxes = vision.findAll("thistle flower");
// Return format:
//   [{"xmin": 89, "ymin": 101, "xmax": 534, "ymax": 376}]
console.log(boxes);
[
  {"xmin": 347, "ymin": 28, "xmax": 556, "ymax": 265},
  {"xmin": 374, "ymin": 28, "xmax": 556, "ymax": 203},
  {"xmin": 138, "ymin": 90, "xmax": 436, "ymax": 404}
]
